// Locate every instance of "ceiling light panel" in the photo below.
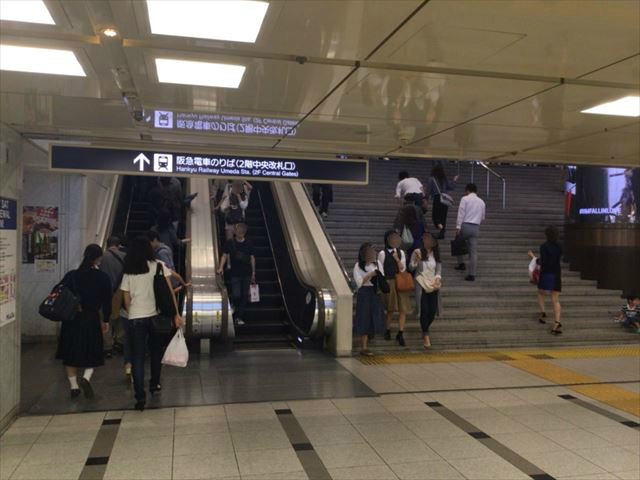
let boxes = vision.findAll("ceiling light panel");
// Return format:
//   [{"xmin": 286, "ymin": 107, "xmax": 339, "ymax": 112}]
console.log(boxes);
[
  {"xmin": 0, "ymin": 45, "xmax": 86, "ymax": 76},
  {"xmin": 155, "ymin": 58, "xmax": 245, "ymax": 88},
  {"xmin": 146, "ymin": 0, "xmax": 268, "ymax": 43},
  {"xmin": 0, "ymin": 0, "xmax": 55, "ymax": 24},
  {"xmin": 581, "ymin": 96, "xmax": 640, "ymax": 117}
]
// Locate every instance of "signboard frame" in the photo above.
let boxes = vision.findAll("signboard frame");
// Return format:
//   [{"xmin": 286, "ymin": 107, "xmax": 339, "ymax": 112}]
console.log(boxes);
[{"xmin": 49, "ymin": 143, "xmax": 369, "ymax": 185}]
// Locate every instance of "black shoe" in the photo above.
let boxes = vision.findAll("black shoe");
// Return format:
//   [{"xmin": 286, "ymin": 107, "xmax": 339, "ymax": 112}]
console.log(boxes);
[
  {"xmin": 150, "ymin": 383, "xmax": 162, "ymax": 395},
  {"xmin": 104, "ymin": 350, "xmax": 113, "ymax": 359},
  {"xmin": 538, "ymin": 312, "xmax": 547, "ymax": 324},
  {"xmin": 396, "ymin": 331, "xmax": 406, "ymax": 347},
  {"xmin": 70, "ymin": 388, "xmax": 81, "ymax": 399},
  {"xmin": 78, "ymin": 377, "xmax": 94, "ymax": 399},
  {"xmin": 134, "ymin": 401, "xmax": 145, "ymax": 411},
  {"xmin": 454, "ymin": 264, "xmax": 466, "ymax": 271},
  {"xmin": 384, "ymin": 329, "xmax": 391, "ymax": 341},
  {"xmin": 464, "ymin": 275, "xmax": 475, "ymax": 281}
]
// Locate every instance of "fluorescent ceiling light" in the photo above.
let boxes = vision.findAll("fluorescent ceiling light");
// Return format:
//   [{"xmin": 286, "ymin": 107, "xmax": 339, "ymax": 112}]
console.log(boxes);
[
  {"xmin": 146, "ymin": 0, "xmax": 268, "ymax": 43},
  {"xmin": 155, "ymin": 58, "xmax": 245, "ymax": 88},
  {"xmin": 0, "ymin": 45, "xmax": 86, "ymax": 76},
  {"xmin": 581, "ymin": 95, "xmax": 640, "ymax": 117},
  {"xmin": 0, "ymin": 0, "xmax": 55, "ymax": 25}
]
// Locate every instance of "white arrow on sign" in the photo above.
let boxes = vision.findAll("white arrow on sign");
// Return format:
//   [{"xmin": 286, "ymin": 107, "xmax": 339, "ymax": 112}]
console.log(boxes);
[{"xmin": 133, "ymin": 153, "xmax": 150, "ymax": 171}]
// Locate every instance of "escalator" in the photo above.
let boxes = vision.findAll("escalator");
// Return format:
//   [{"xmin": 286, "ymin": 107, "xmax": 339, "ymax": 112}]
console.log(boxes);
[
  {"xmin": 106, "ymin": 174, "xmax": 348, "ymax": 355},
  {"xmin": 234, "ymin": 183, "xmax": 291, "ymax": 348}
]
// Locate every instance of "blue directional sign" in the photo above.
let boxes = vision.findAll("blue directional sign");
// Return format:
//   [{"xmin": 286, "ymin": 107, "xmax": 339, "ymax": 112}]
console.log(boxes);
[{"xmin": 50, "ymin": 144, "xmax": 368, "ymax": 185}]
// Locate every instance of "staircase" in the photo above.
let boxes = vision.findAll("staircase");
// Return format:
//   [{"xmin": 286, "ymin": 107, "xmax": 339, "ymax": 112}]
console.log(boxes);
[
  {"xmin": 233, "ymin": 186, "xmax": 291, "ymax": 349},
  {"xmin": 321, "ymin": 158, "xmax": 633, "ymax": 351}
]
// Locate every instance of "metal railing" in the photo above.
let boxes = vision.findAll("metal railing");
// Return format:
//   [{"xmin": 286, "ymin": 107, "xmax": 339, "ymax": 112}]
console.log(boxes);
[
  {"xmin": 471, "ymin": 161, "xmax": 506, "ymax": 209},
  {"xmin": 302, "ymin": 184, "xmax": 355, "ymax": 292}
]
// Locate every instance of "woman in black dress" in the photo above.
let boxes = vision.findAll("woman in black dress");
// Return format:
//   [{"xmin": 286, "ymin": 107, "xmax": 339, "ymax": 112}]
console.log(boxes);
[
  {"xmin": 428, "ymin": 163, "xmax": 458, "ymax": 239},
  {"xmin": 56, "ymin": 244, "xmax": 112, "ymax": 398},
  {"xmin": 530, "ymin": 226, "xmax": 563, "ymax": 335}
]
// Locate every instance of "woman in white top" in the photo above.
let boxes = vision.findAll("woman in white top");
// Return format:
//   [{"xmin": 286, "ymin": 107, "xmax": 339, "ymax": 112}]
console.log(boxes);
[
  {"xmin": 409, "ymin": 232, "xmax": 442, "ymax": 349},
  {"xmin": 353, "ymin": 243, "xmax": 384, "ymax": 356},
  {"xmin": 120, "ymin": 236, "xmax": 182, "ymax": 411},
  {"xmin": 219, "ymin": 180, "xmax": 252, "ymax": 240}
]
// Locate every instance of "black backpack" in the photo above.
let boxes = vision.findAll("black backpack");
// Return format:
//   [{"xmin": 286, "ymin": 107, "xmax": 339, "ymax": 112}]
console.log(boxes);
[{"xmin": 39, "ymin": 273, "xmax": 80, "ymax": 322}]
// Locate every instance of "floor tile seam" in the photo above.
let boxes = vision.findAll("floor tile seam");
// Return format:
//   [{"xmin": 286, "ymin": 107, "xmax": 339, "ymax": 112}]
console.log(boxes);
[
  {"xmin": 505, "ymin": 359, "xmax": 640, "ymax": 418},
  {"xmin": 5, "ymin": 413, "xmax": 70, "ymax": 479},
  {"xmin": 375, "ymin": 379, "xmax": 640, "ymax": 397},
  {"xmin": 425, "ymin": 401, "xmax": 561, "ymax": 479},
  {"xmin": 556, "ymin": 394, "xmax": 640, "ymax": 429},
  {"xmin": 334, "ymin": 398, "xmax": 465, "ymax": 479}
]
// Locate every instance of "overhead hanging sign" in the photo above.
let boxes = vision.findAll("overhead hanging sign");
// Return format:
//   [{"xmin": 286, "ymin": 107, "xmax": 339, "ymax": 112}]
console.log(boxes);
[{"xmin": 50, "ymin": 145, "xmax": 368, "ymax": 185}]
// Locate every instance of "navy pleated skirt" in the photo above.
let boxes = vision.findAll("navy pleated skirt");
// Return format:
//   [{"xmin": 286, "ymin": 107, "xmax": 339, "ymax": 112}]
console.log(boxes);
[{"xmin": 354, "ymin": 286, "xmax": 384, "ymax": 336}]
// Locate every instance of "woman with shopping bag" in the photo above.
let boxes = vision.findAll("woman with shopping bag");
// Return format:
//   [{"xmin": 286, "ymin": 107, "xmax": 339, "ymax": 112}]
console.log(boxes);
[
  {"xmin": 120, "ymin": 236, "xmax": 182, "ymax": 411},
  {"xmin": 409, "ymin": 232, "xmax": 442, "ymax": 350}
]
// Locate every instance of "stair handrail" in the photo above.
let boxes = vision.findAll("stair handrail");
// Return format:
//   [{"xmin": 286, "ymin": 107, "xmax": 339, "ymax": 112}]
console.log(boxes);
[
  {"xmin": 302, "ymin": 185, "xmax": 355, "ymax": 292},
  {"xmin": 476, "ymin": 161, "xmax": 506, "ymax": 209}
]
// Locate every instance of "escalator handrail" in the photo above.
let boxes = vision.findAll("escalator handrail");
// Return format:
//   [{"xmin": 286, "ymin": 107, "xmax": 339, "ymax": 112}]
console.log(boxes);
[
  {"xmin": 255, "ymin": 185, "xmax": 322, "ymax": 338},
  {"xmin": 302, "ymin": 185, "xmax": 354, "ymax": 292}
]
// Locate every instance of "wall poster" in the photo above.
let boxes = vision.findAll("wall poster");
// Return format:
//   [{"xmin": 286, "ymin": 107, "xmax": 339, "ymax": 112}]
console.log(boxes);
[
  {"xmin": 0, "ymin": 197, "xmax": 18, "ymax": 327},
  {"xmin": 22, "ymin": 206, "xmax": 58, "ymax": 264}
]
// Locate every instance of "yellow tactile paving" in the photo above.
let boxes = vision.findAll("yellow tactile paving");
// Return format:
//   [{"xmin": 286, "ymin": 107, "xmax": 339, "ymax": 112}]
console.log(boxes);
[
  {"xmin": 356, "ymin": 344, "xmax": 640, "ymax": 365},
  {"xmin": 357, "ymin": 344, "xmax": 640, "ymax": 417}
]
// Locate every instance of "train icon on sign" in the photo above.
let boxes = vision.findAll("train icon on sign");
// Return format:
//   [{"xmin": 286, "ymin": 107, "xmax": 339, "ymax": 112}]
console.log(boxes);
[
  {"xmin": 154, "ymin": 110, "xmax": 173, "ymax": 128},
  {"xmin": 154, "ymin": 153, "xmax": 173, "ymax": 173}
]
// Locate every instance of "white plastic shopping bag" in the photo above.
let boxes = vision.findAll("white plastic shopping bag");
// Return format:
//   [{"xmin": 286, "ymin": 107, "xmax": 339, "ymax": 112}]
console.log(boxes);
[
  {"xmin": 249, "ymin": 283, "xmax": 260, "ymax": 303},
  {"xmin": 528, "ymin": 257, "xmax": 540, "ymax": 284},
  {"xmin": 161, "ymin": 329, "xmax": 189, "ymax": 367}
]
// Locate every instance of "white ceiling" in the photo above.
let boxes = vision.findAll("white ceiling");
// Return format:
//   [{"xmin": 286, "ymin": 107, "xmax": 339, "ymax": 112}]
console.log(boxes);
[{"xmin": 0, "ymin": 0, "xmax": 638, "ymax": 166}]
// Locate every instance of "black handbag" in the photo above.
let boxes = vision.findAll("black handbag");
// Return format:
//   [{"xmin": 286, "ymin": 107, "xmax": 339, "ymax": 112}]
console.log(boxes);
[
  {"xmin": 372, "ymin": 270, "xmax": 390, "ymax": 294},
  {"xmin": 152, "ymin": 262, "xmax": 176, "ymax": 334},
  {"xmin": 451, "ymin": 235, "xmax": 469, "ymax": 257},
  {"xmin": 39, "ymin": 273, "xmax": 80, "ymax": 322}
]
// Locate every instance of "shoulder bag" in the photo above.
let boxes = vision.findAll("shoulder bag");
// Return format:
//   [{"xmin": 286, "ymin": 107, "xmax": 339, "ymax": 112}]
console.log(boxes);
[
  {"xmin": 152, "ymin": 262, "xmax": 176, "ymax": 335},
  {"xmin": 39, "ymin": 272, "xmax": 81, "ymax": 322},
  {"xmin": 393, "ymin": 250, "xmax": 415, "ymax": 292},
  {"xmin": 433, "ymin": 178, "xmax": 455, "ymax": 207},
  {"xmin": 372, "ymin": 270, "xmax": 390, "ymax": 294}
]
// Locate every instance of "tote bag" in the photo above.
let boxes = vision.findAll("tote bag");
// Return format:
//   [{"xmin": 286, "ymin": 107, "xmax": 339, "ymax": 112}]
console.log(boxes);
[
  {"xmin": 433, "ymin": 179, "xmax": 455, "ymax": 207},
  {"xmin": 39, "ymin": 273, "xmax": 80, "ymax": 322},
  {"xmin": 152, "ymin": 262, "xmax": 175, "ymax": 334}
]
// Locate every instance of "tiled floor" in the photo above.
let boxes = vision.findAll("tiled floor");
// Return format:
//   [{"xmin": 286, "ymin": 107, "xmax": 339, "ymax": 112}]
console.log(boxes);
[{"xmin": 2, "ymin": 349, "xmax": 639, "ymax": 480}]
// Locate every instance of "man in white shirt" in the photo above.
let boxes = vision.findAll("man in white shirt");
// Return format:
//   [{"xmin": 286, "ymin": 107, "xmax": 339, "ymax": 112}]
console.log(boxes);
[
  {"xmin": 455, "ymin": 183, "xmax": 486, "ymax": 281},
  {"xmin": 395, "ymin": 171, "xmax": 424, "ymax": 207}
]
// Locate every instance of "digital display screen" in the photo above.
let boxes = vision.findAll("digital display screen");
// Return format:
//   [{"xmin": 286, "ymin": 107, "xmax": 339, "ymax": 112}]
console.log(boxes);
[{"xmin": 566, "ymin": 165, "xmax": 639, "ymax": 223}]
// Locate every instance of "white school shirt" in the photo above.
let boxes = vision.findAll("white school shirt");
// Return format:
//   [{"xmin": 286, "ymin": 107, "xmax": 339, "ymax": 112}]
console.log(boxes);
[
  {"xmin": 395, "ymin": 177, "xmax": 423, "ymax": 199},
  {"xmin": 456, "ymin": 192, "xmax": 486, "ymax": 229},
  {"xmin": 353, "ymin": 261, "xmax": 382, "ymax": 289},
  {"xmin": 377, "ymin": 249, "xmax": 407, "ymax": 275},
  {"xmin": 120, "ymin": 260, "xmax": 171, "ymax": 320}
]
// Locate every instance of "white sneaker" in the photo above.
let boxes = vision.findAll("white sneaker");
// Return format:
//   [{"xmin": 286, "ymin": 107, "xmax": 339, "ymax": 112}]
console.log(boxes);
[
  {"xmin": 235, "ymin": 319, "xmax": 246, "ymax": 326},
  {"xmin": 321, "ymin": 212, "xmax": 328, "ymax": 218}
]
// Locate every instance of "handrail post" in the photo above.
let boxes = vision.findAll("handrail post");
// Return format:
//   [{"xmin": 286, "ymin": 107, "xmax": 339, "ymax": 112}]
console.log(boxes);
[
  {"xmin": 486, "ymin": 169, "xmax": 490, "ymax": 196},
  {"xmin": 502, "ymin": 179, "xmax": 506, "ymax": 209}
]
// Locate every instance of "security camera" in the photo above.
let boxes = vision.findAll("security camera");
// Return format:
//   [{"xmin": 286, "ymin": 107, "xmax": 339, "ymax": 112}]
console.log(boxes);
[{"xmin": 123, "ymin": 92, "xmax": 146, "ymax": 123}]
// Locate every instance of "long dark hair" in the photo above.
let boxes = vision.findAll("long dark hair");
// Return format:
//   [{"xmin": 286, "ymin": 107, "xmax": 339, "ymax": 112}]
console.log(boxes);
[
  {"xmin": 79, "ymin": 244, "xmax": 103, "ymax": 271},
  {"xmin": 420, "ymin": 232, "xmax": 441, "ymax": 264},
  {"xmin": 431, "ymin": 163, "xmax": 447, "ymax": 185},
  {"xmin": 123, "ymin": 236, "xmax": 155, "ymax": 275},
  {"xmin": 545, "ymin": 226, "xmax": 559, "ymax": 243},
  {"xmin": 398, "ymin": 205, "xmax": 418, "ymax": 227},
  {"xmin": 357, "ymin": 242, "xmax": 374, "ymax": 271}
]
